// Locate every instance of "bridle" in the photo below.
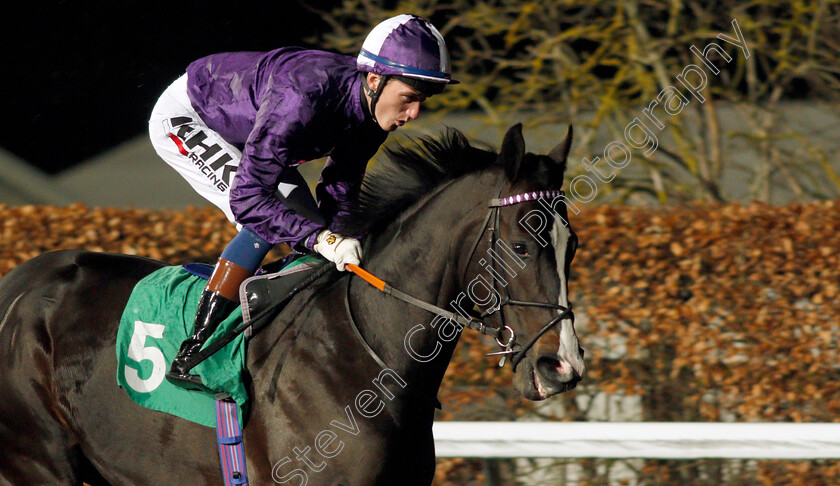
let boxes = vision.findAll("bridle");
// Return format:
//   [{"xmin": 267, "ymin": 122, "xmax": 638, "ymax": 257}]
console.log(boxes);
[
  {"xmin": 347, "ymin": 180, "xmax": 575, "ymax": 373},
  {"xmin": 460, "ymin": 182, "xmax": 574, "ymax": 371}
]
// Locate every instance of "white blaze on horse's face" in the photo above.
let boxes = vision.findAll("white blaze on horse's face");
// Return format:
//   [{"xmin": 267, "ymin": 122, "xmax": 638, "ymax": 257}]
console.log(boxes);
[
  {"xmin": 550, "ymin": 220, "xmax": 585, "ymax": 384},
  {"xmin": 510, "ymin": 203, "xmax": 585, "ymax": 401}
]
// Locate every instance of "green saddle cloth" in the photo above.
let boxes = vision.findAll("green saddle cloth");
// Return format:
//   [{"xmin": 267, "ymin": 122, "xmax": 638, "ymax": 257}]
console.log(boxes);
[{"xmin": 116, "ymin": 266, "xmax": 248, "ymax": 427}]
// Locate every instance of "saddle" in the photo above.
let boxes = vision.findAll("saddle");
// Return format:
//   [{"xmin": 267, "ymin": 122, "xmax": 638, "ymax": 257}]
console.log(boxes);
[
  {"xmin": 241, "ymin": 255, "xmax": 325, "ymax": 336},
  {"xmin": 183, "ymin": 254, "xmax": 325, "ymax": 337}
]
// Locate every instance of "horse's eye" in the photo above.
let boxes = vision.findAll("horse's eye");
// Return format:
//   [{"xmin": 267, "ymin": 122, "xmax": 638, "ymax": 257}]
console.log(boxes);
[{"xmin": 512, "ymin": 242, "xmax": 529, "ymax": 256}]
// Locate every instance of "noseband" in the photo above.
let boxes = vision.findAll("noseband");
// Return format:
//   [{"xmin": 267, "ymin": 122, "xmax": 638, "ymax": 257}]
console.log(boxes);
[{"xmin": 461, "ymin": 183, "xmax": 574, "ymax": 371}]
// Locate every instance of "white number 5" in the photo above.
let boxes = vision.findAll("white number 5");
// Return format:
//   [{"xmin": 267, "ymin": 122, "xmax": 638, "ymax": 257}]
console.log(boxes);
[{"xmin": 125, "ymin": 320, "xmax": 167, "ymax": 393}]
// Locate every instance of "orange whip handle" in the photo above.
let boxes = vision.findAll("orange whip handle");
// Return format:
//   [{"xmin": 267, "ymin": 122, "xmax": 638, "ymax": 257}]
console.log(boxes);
[{"xmin": 345, "ymin": 264, "xmax": 387, "ymax": 291}]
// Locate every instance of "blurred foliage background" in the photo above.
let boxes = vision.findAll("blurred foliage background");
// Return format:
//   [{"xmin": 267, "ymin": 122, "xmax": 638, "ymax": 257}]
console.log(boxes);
[{"xmin": 309, "ymin": 0, "xmax": 840, "ymax": 205}]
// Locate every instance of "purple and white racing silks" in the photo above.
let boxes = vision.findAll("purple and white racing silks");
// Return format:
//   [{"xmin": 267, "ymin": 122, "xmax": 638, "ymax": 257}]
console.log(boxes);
[{"xmin": 184, "ymin": 48, "xmax": 387, "ymax": 249}]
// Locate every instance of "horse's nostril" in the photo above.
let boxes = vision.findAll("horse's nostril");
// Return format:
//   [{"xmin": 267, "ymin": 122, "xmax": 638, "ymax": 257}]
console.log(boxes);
[
  {"xmin": 536, "ymin": 356, "xmax": 580, "ymax": 387},
  {"xmin": 537, "ymin": 356, "xmax": 565, "ymax": 377}
]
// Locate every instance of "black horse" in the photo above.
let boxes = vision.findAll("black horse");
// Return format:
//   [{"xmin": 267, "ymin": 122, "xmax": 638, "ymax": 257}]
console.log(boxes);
[{"xmin": 0, "ymin": 124, "xmax": 584, "ymax": 485}]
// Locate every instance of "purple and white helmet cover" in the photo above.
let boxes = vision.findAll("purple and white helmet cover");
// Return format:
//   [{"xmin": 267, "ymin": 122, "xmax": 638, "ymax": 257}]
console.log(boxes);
[{"xmin": 357, "ymin": 14, "xmax": 456, "ymax": 84}]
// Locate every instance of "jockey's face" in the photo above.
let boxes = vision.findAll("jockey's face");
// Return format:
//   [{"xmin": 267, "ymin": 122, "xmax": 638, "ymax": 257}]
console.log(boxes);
[{"xmin": 366, "ymin": 74, "xmax": 426, "ymax": 132}]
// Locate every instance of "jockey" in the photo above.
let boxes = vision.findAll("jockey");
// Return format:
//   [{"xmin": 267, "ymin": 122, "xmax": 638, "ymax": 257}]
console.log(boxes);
[{"xmin": 148, "ymin": 14, "xmax": 457, "ymax": 391}]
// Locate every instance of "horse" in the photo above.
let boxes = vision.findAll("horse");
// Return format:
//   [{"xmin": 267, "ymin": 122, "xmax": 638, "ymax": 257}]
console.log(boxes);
[{"xmin": 0, "ymin": 123, "xmax": 585, "ymax": 485}]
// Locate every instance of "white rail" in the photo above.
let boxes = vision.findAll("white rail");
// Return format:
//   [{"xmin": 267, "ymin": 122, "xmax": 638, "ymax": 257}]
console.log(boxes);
[{"xmin": 433, "ymin": 422, "xmax": 840, "ymax": 459}]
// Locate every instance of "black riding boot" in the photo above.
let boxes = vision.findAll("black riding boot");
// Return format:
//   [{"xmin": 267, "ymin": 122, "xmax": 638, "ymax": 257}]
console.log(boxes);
[{"xmin": 166, "ymin": 290, "xmax": 238, "ymax": 391}]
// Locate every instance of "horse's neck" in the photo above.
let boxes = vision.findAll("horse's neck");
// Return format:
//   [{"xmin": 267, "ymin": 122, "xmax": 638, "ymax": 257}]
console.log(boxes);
[{"xmin": 349, "ymin": 172, "xmax": 497, "ymax": 400}]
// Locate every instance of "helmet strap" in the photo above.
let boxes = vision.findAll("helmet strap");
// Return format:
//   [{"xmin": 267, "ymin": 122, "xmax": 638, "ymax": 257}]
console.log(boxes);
[{"xmin": 363, "ymin": 74, "xmax": 389, "ymax": 125}]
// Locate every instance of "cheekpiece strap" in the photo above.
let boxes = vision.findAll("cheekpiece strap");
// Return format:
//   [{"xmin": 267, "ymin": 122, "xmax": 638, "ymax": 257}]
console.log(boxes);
[{"xmin": 489, "ymin": 189, "xmax": 565, "ymax": 207}]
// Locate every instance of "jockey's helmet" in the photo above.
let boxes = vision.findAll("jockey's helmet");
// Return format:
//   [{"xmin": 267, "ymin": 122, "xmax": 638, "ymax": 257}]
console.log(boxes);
[{"xmin": 357, "ymin": 14, "xmax": 458, "ymax": 97}]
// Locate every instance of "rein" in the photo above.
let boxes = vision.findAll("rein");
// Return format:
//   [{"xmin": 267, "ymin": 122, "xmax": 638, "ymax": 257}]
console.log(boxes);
[
  {"xmin": 346, "ymin": 264, "xmax": 501, "ymax": 339},
  {"xmin": 347, "ymin": 184, "xmax": 574, "ymax": 373}
]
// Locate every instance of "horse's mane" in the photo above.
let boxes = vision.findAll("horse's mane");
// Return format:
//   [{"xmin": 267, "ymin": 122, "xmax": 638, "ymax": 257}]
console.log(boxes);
[{"xmin": 337, "ymin": 127, "xmax": 499, "ymax": 236}]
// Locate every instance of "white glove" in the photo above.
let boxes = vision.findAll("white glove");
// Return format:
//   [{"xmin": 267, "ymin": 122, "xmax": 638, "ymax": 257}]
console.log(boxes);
[{"xmin": 313, "ymin": 230, "xmax": 362, "ymax": 271}]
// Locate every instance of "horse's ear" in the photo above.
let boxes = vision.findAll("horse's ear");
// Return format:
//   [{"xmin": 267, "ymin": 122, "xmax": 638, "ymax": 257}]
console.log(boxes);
[
  {"xmin": 548, "ymin": 125, "xmax": 573, "ymax": 169},
  {"xmin": 500, "ymin": 123, "xmax": 526, "ymax": 180}
]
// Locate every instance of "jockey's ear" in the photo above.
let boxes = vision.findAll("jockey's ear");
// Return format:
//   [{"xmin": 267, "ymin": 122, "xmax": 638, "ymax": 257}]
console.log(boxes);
[
  {"xmin": 366, "ymin": 73, "xmax": 382, "ymax": 92},
  {"xmin": 500, "ymin": 123, "xmax": 526, "ymax": 181}
]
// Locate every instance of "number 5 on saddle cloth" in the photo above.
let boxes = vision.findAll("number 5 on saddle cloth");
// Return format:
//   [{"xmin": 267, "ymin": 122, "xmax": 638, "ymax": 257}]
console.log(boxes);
[{"xmin": 116, "ymin": 254, "xmax": 329, "ymax": 427}]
